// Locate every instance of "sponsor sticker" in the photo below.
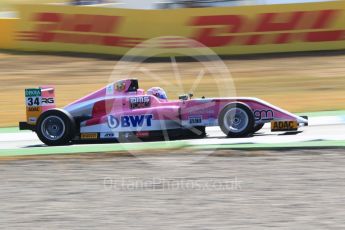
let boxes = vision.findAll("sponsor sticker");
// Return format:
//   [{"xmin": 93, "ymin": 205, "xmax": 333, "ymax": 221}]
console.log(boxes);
[
  {"xmin": 80, "ymin": 133, "xmax": 98, "ymax": 139},
  {"xmin": 28, "ymin": 117, "xmax": 37, "ymax": 123},
  {"xmin": 27, "ymin": 106, "xmax": 41, "ymax": 112},
  {"xmin": 135, "ymin": 131, "xmax": 150, "ymax": 138},
  {"xmin": 129, "ymin": 96, "xmax": 151, "ymax": 109},
  {"xmin": 41, "ymin": 97, "xmax": 54, "ymax": 105},
  {"xmin": 25, "ymin": 88, "xmax": 42, "ymax": 110},
  {"xmin": 26, "ymin": 97, "xmax": 41, "ymax": 106},
  {"xmin": 271, "ymin": 121, "xmax": 298, "ymax": 132},
  {"xmin": 26, "ymin": 106, "xmax": 42, "ymax": 124},
  {"xmin": 254, "ymin": 109, "xmax": 274, "ymax": 121},
  {"xmin": 107, "ymin": 114, "xmax": 153, "ymax": 129},
  {"xmin": 100, "ymin": 132, "xmax": 116, "ymax": 138},
  {"xmin": 25, "ymin": 88, "xmax": 41, "ymax": 97},
  {"xmin": 189, "ymin": 116, "xmax": 202, "ymax": 124}
]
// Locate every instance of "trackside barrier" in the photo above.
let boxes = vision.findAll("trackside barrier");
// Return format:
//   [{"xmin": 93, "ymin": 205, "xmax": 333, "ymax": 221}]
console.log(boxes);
[
  {"xmin": 13, "ymin": 1, "xmax": 345, "ymax": 56},
  {"xmin": 0, "ymin": 18, "xmax": 17, "ymax": 49}
]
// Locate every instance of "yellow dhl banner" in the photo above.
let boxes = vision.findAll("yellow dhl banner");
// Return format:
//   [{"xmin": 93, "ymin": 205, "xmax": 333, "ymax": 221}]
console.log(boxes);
[
  {"xmin": 0, "ymin": 18, "xmax": 17, "ymax": 49},
  {"xmin": 15, "ymin": 1, "xmax": 345, "ymax": 56}
]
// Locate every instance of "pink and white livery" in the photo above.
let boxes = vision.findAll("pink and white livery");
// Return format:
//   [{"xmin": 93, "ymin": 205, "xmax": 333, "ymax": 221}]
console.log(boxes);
[{"xmin": 19, "ymin": 79, "xmax": 308, "ymax": 146}]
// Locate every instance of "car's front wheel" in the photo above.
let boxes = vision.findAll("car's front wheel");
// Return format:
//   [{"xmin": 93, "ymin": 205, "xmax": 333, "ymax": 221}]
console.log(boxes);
[
  {"xmin": 253, "ymin": 123, "xmax": 265, "ymax": 133},
  {"xmin": 36, "ymin": 109, "xmax": 75, "ymax": 146},
  {"xmin": 218, "ymin": 103, "xmax": 254, "ymax": 138}
]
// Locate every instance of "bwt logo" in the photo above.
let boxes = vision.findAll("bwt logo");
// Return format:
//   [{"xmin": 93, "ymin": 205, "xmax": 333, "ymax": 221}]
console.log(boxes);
[
  {"xmin": 254, "ymin": 110, "xmax": 274, "ymax": 121},
  {"xmin": 107, "ymin": 115, "xmax": 153, "ymax": 128}
]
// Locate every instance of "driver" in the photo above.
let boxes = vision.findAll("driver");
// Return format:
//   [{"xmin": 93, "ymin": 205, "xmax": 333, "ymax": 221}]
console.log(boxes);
[{"xmin": 147, "ymin": 87, "xmax": 168, "ymax": 100}]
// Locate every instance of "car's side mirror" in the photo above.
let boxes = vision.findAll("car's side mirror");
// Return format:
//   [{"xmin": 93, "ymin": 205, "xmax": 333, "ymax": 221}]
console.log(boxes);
[
  {"xmin": 179, "ymin": 93, "xmax": 194, "ymax": 100},
  {"xmin": 179, "ymin": 94, "xmax": 188, "ymax": 100}
]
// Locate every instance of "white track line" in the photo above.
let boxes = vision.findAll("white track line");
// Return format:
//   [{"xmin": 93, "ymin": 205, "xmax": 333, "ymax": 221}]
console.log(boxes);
[{"xmin": 0, "ymin": 116, "xmax": 344, "ymax": 149}]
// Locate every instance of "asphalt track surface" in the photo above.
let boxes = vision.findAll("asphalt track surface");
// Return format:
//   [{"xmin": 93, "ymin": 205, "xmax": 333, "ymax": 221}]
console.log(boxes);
[{"xmin": 0, "ymin": 123, "xmax": 344, "ymax": 152}]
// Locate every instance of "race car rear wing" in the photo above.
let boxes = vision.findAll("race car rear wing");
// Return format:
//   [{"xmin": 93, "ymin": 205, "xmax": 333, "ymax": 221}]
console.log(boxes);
[{"xmin": 22, "ymin": 86, "xmax": 56, "ymax": 127}]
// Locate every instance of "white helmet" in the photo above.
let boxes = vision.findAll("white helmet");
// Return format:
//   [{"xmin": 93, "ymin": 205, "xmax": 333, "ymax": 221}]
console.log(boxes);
[{"xmin": 147, "ymin": 87, "xmax": 168, "ymax": 100}]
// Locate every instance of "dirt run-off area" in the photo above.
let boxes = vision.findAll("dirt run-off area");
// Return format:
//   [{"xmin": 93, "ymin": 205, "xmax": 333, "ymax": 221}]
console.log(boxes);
[
  {"xmin": 0, "ymin": 51, "xmax": 345, "ymax": 127},
  {"xmin": 1, "ymin": 148, "xmax": 345, "ymax": 229}
]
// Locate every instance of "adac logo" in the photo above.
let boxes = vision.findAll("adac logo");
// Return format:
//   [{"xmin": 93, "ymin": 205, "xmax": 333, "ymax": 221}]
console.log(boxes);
[
  {"xmin": 271, "ymin": 121, "xmax": 298, "ymax": 131},
  {"xmin": 107, "ymin": 115, "xmax": 153, "ymax": 129},
  {"xmin": 28, "ymin": 106, "xmax": 41, "ymax": 112}
]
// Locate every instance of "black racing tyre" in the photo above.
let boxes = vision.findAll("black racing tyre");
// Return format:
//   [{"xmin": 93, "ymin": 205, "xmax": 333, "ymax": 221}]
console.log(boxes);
[
  {"xmin": 36, "ymin": 109, "xmax": 76, "ymax": 146},
  {"xmin": 253, "ymin": 123, "xmax": 265, "ymax": 133},
  {"xmin": 218, "ymin": 102, "xmax": 255, "ymax": 138}
]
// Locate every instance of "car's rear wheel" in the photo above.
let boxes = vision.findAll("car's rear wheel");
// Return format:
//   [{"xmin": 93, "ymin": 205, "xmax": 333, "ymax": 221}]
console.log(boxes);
[
  {"xmin": 36, "ymin": 109, "xmax": 75, "ymax": 146},
  {"xmin": 218, "ymin": 103, "xmax": 254, "ymax": 138}
]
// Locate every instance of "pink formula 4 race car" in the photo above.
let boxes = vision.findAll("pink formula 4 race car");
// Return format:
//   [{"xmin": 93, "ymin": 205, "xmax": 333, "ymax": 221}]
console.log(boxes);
[{"xmin": 19, "ymin": 79, "xmax": 308, "ymax": 146}]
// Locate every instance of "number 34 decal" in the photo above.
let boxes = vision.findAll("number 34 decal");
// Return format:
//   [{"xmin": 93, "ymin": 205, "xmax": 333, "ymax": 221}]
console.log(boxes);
[
  {"xmin": 27, "ymin": 97, "xmax": 41, "ymax": 106},
  {"xmin": 26, "ymin": 97, "xmax": 54, "ymax": 106}
]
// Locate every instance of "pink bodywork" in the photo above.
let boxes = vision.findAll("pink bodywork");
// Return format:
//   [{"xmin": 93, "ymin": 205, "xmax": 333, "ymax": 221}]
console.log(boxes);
[
  {"xmin": 62, "ymin": 79, "xmax": 306, "ymax": 136},
  {"xmin": 40, "ymin": 86, "xmax": 56, "ymax": 112}
]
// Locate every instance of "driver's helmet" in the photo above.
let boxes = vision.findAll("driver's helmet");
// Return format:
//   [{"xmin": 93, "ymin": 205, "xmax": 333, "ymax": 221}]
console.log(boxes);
[{"xmin": 147, "ymin": 87, "xmax": 168, "ymax": 100}]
